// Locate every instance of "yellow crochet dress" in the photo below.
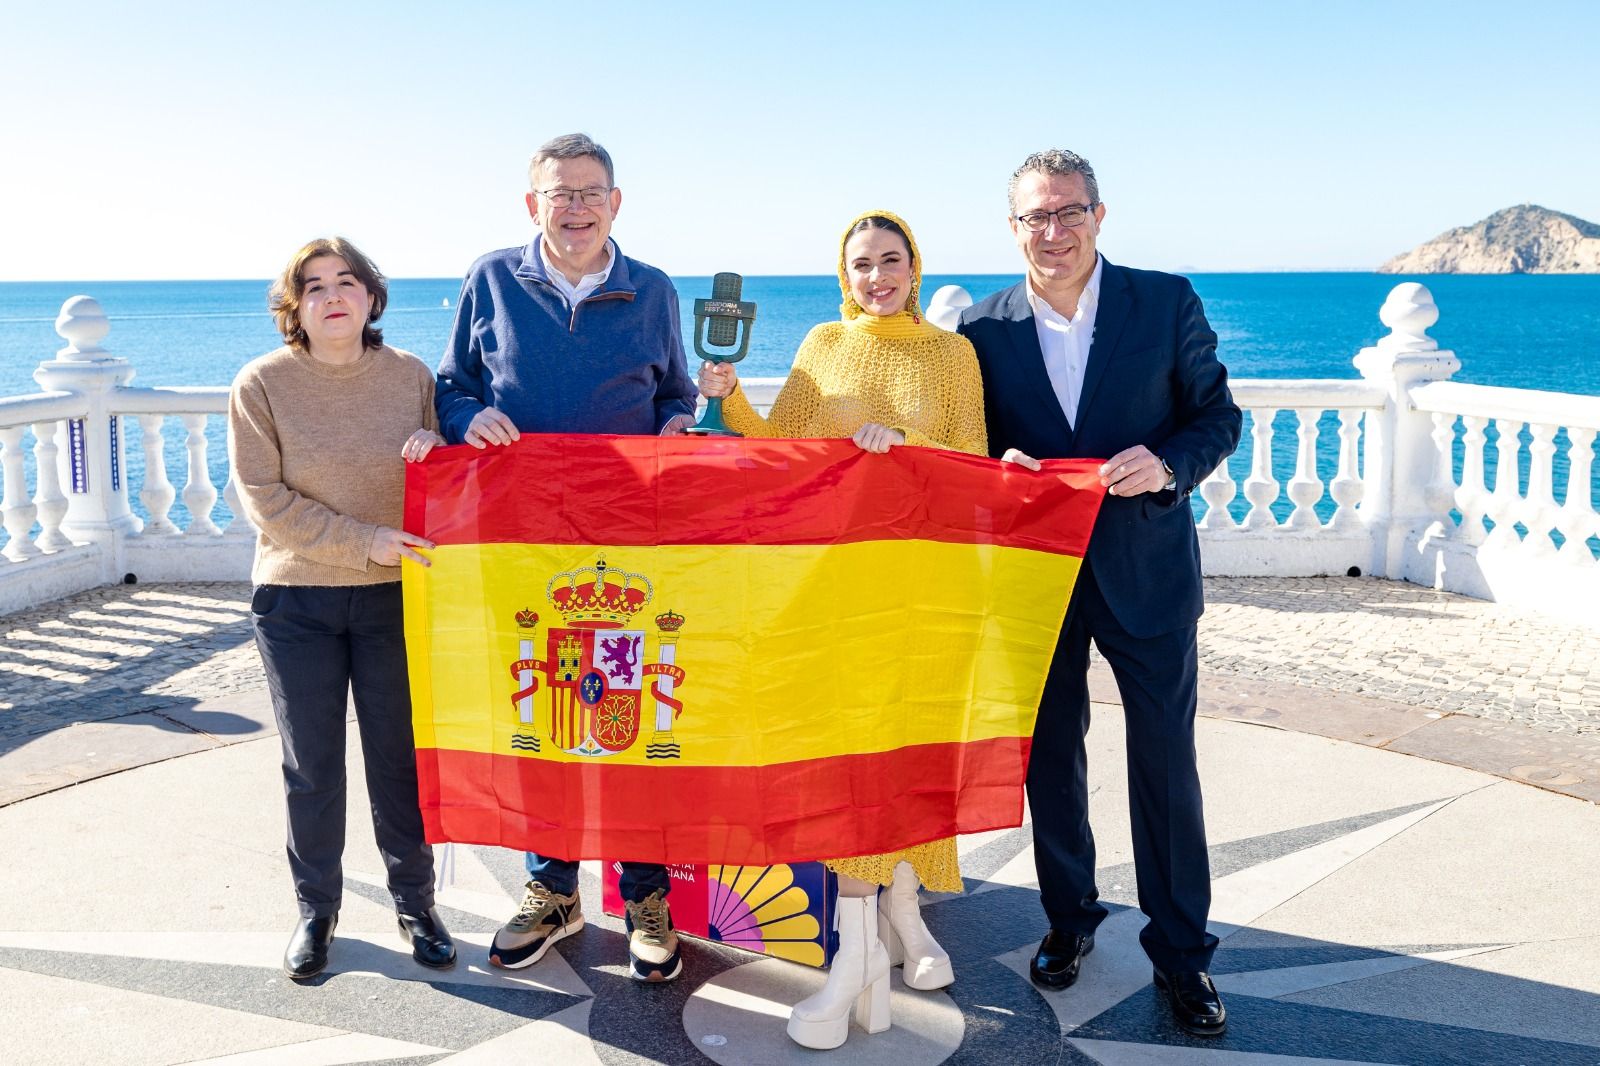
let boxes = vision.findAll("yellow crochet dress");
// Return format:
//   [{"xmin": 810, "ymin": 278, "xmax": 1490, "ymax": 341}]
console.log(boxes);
[{"xmin": 718, "ymin": 210, "xmax": 985, "ymax": 893}]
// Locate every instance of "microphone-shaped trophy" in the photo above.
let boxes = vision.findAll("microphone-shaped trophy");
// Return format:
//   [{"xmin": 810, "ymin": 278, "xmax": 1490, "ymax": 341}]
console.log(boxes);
[{"xmin": 686, "ymin": 272, "xmax": 757, "ymax": 436}]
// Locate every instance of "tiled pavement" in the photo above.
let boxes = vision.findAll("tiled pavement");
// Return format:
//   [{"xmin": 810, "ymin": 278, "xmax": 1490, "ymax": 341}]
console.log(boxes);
[{"xmin": 3, "ymin": 578, "xmax": 1599, "ymax": 1064}]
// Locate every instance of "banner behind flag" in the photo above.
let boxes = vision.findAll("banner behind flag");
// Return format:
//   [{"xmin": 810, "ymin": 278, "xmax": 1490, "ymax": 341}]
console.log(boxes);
[{"xmin": 403, "ymin": 435, "xmax": 1105, "ymax": 866}]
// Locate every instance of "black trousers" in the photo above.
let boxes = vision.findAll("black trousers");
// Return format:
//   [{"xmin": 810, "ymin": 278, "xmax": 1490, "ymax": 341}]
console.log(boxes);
[
  {"xmin": 1028, "ymin": 564, "xmax": 1219, "ymax": 972},
  {"xmin": 252, "ymin": 583, "xmax": 436, "ymax": 920}
]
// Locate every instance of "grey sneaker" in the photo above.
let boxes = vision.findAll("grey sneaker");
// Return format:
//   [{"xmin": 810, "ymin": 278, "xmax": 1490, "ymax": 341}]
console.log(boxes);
[
  {"xmin": 489, "ymin": 880, "xmax": 583, "ymax": 969},
  {"xmin": 624, "ymin": 889, "xmax": 681, "ymax": 983}
]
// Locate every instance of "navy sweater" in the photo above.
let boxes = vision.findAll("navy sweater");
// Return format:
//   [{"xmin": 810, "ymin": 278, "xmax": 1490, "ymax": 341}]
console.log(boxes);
[{"xmin": 434, "ymin": 240, "xmax": 697, "ymax": 442}]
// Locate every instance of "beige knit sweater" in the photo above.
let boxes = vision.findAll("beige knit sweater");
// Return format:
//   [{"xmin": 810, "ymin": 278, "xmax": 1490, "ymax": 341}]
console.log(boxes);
[{"xmin": 228, "ymin": 345, "xmax": 437, "ymax": 587}]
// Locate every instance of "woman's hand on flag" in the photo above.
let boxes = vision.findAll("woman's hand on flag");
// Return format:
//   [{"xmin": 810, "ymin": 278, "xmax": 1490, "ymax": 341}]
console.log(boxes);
[
  {"xmin": 851, "ymin": 423, "xmax": 905, "ymax": 453},
  {"xmin": 401, "ymin": 428, "xmax": 445, "ymax": 463},
  {"xmin": 371, "ymin": 527, "xmax": 436, "ymax": 568}
]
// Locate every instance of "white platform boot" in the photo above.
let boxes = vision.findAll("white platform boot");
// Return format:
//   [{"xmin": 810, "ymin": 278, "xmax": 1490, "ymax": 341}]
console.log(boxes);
[
  {"xmin": 878, "ymin": 861, "xmax": 954, "ymax": 990},
  {"xmin": 787, "ymin": 895, "xmax": 891, "ymax": 1049}
]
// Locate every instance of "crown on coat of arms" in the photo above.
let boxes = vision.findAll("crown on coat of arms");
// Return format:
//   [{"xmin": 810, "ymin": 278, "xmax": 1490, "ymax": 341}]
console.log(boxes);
[
  {"xmin": 546, "ymin": 556, "xmax": 653, "ymax": 628},
  {"xmin": 654, "ymin": 609, "xmax": 685, "ymax": 633}
]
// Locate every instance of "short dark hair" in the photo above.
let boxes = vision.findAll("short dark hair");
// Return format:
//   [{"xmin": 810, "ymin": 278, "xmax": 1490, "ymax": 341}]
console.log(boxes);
[
  {"xmin": 528, "ymin": 132, "xmax": 615, "ymax": 188},
  {"xmin": 1009, "ymin": 149, "xmax": 1100, "ymax": 213},
  {"xmin": 269, "ymin": 237, "xmax": 387, "ymax": 353}
]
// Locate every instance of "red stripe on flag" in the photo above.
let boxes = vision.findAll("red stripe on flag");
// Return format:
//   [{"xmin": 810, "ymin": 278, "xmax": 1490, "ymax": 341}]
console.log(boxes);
[
  {"xmin": 405, "ymin": 434, "xmax": 1103, "ymax": 556},
  {"xmin": 414, "ymin": 735, "xmax": 1032, "ymax": 866}
]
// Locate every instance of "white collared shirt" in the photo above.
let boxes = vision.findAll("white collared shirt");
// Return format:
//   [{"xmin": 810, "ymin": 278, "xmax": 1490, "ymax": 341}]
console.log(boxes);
[
  {"xmin": 1026, "ymin": 255, "xmax": 1104, "ymax": 430},
  {"xmin": 544, "ymin": 239, "xmax": 617, "ymax": 307}
]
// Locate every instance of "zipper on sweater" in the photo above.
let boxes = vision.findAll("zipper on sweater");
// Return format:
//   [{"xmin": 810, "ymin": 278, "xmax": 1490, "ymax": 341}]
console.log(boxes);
[{"xmin": 569, "ymin": 291, "xmax": 631, "ymax": 333}]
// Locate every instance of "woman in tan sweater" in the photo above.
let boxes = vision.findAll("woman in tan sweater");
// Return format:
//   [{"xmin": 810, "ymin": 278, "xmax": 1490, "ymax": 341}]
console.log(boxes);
[
  {"xmin": 699, "ymin": 211, "xmax": 984, "ymax": 1050},
  {"xmin": 228, "ymin": 237, "xmax": 453, "ymax": 980}
]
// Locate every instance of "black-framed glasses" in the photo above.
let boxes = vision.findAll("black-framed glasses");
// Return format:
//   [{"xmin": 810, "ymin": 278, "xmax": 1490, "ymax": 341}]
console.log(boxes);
[
  {"xmin": 536, "ymin": 186, "xmax": 612, "ymax": 208},
  {"xmin": 1015, "ymin": 203, "xmax": 1098, "ymax": 232}
]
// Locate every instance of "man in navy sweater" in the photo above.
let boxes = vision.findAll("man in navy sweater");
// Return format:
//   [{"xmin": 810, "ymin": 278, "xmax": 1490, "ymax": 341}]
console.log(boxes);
[{"xmin": 434, "ymin": 133, "xmax": 697, "ymax": 984}]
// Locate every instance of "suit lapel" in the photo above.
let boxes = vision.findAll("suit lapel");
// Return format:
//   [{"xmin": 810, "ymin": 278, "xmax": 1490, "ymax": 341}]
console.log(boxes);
[
  {"xmin": 999, "ymin": 283, "xmax": 1076, "ymax": 442},
  {"xmin": 1074, "ymin": 259, "xmax": 1131, "ymax": 434}
]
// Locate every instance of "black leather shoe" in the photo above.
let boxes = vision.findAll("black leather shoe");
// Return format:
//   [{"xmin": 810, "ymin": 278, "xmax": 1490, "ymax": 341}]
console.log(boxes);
[
  {"xmin": 284, "ymin": 914, "xmax": 337, "ymax": 979},
  {"xmin": 1153, "ymin": 966, "xmax": 1227, "ymax": 1036},
  {"xmin": 398, "ymin": 907, "xmax": 456, "ymax": 969},
  {"xmin": 1030, "ymin": 930, "xmax": 1095, "ymax": 988}
]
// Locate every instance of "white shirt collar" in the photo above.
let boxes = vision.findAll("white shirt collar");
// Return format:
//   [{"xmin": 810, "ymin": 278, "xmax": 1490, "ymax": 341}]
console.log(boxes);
[
  {"xmin": 543, "ymin": 238, "xmax": 616, "ymax": 306},
  {"xmin": 1026, "ymin": 254, "xmax": 1104, "ymax": 323}
]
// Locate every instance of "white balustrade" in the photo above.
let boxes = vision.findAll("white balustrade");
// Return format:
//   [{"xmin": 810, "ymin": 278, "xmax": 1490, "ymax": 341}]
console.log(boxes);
[
  {"xmin": 179, "ymin": 414, "xmax": 221, "ymax": 536},
  {"xmin": 1241, "ymin": 409, "xmax": 1281, "ymax": 530},
  {"xmin": 1558, "ymin": 427, "xmax": 1598, "ymax": 565},
  {"xmin": 0, "ymin": 426, "xmax": 39, "ymax": 562},
  {"xmin": 1327, "ymin": 409, "xmax": 1364, "ymax": 532},
  {"xmin": 137, "ymin": 414, "xmax": 179, "ymax": 535},
  {"xmin": 31, "ymin": 420, "xmax": 70, "ymax": 551},
  {"xmin": 1454, "ymin": 414, "xmax": 1490, "ymax": 545},
  {"xmin": 2, "ymin": 288, "xmax": 1598, "ymax": 624},
  {"xmin": 1284, "ymin": 407, "xmax": 1322, "ymax": 530}
]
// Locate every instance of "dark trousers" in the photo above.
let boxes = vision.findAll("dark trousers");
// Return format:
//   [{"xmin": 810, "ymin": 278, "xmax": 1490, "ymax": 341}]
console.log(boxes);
[
  {"xmin": 525, "ymin": 852, "xmax": 669, "ymax": 904},
  {"xmin": 252, "ymin": 583, "xmax": 436, "ymax": 920},
  {"xmin": 1028, "ymin": 564, "xmax": 1219, "ymax": 972}
]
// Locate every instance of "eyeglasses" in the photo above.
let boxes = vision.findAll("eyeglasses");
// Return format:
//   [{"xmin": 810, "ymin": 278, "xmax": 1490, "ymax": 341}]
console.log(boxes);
[
  {"xmin": 1015, "ymin": 203, "xmax": 1098, "ymax": 232},
  {"xmin": 536, "ymin": 186, "xmax": 612, "ymax": 208}
]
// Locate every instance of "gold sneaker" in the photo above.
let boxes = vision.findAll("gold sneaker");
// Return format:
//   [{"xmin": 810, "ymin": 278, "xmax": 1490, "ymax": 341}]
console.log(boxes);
[
  {"xmin": 624, "ymin": 889, "xmax": 681, "ymax": 982},
  {"xmin": 489, "ymin": 880, "xmax": 582, "ymax": 969}
]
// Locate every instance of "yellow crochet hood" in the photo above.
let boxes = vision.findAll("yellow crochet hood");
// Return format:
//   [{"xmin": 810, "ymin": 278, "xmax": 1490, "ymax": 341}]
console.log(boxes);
[{"xmin": 837, "ymin": 209, "xmax": 935, "ymax": 333}]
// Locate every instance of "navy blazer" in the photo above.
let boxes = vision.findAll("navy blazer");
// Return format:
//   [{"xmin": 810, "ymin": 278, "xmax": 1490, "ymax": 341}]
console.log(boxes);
[{"xmin": 957, "ymin": 260, "xmax": 1240, "ymax": 638}]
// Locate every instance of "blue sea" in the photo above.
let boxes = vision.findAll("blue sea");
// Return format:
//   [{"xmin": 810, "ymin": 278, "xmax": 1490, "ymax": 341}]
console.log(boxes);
[
  {"xmin": 2, "ymin": 274, "xmax": 1599, "ymax": 396},
  {"xmin": 1, "ymin": 274, "xmax": 1597, "ymax": 537}
]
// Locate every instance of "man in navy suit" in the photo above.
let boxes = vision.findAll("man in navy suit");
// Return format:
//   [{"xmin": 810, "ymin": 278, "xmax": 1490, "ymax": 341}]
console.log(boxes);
[{"xmin": 958, "ymin": 149, "xmax": 1241, "ymax": 1036}]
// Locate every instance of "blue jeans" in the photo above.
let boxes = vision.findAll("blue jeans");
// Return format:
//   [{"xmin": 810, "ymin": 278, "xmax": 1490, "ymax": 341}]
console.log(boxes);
[{"xmin": 524, "ymin": 852, "xmax": 669, "ymax": 903}]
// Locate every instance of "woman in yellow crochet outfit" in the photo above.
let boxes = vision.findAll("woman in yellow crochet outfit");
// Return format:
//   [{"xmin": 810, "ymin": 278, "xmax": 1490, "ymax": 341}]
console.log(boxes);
[{"xmin": 699, "ymin": 210, "xmax": 984, "ymax": 1051}]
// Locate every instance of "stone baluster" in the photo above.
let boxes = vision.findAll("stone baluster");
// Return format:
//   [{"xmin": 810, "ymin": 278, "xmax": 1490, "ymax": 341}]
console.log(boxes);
[
  {"xmin": 1555, "ymin": 426, "xmax": 1597, "ymax": 565},
  {"xmin": 30, "ymin": 420, "xmax": 71, "ymax": 551},
  {"xmin": 1284, "ymin": 408, "xmax": 1323, "ymax": 530},
  {"xmin": 0, "ymin": 426, "xmax": 39, "ymax": 561},
  {"xmin": 137, "ymin": 414, "xmax": 179, "ymax": 535},
  {"xmin": 1426, "ymin": 412, "xmax": 1459, "ymax": 532},
  {"xmin": 1196, "ymin": 461, "xmax": 1239, "ymax": 530},
  {"xmin": 1353, "ymin": 283, "xmax": 1460, "ymax": 581},
  {"xmin": 33, "ymin": 297, "xmax": 139, "ymax": 582},
  {"xmin": 1519, "ymin": 423, "xmax": 1560, "ymax": 558},
  {"xmin": 221, "ymin": 473, "xmax": 249, "ymax": 537},
  {"xmin": 1454, "ymin": 415, "xmax": 1491, "ymax": 546},
  {"xmin": 1241, "ymin": 409, "xmax": 1280, "ymax": 529},
  {"xmin": 1327, "ymin": 409, "xmax": 1365, "ymax": 531},
  {"xmin": 1483, "ymin": 419, "xmax": 1524, "ymax": 550},
  {"xmin": 181, "ymin": 414, "xmax": 221, "ymax": 536}
]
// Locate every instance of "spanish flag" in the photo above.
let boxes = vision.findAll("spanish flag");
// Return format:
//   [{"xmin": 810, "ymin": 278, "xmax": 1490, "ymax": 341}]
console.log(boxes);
[{"xmin": 403, "ymin": 435, "xmax": 1104, "ymax": 866}]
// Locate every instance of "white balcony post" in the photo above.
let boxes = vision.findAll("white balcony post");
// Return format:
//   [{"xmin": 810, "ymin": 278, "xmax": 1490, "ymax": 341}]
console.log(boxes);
[
  {"xmin": 31, "ymin": 297, "xmax": 139, "ymax": 582},
  {"xmin": 1353, "ymin": 283, "xmax": 1460, "ymax": 582}
]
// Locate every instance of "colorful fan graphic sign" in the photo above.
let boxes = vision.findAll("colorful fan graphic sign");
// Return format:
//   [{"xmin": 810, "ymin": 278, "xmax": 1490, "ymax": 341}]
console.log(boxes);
[{"xmin": 402, "ymin": 435, "xmax": 1105, "ymax": 866}]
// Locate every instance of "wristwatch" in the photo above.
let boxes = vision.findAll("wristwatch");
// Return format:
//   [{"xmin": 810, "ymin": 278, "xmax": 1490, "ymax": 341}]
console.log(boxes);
[{"xmin": 1159, "ymin": 457, "xmax": 1177, "ymax": 491}]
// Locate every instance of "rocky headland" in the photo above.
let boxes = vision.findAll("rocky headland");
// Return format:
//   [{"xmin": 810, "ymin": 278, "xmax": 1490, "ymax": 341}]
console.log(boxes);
[{"xmin": 1379, "ymin": 204, "xmax": 1600, "ymax": 274}]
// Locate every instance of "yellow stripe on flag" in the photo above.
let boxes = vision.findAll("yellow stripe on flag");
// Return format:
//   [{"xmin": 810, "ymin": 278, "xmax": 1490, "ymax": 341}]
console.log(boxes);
[{"xmin": 405, "ymin": 539, "xmax": 1078, "ymax": 766}]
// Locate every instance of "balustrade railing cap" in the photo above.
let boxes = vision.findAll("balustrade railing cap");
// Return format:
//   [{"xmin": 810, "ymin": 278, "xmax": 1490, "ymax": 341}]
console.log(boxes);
[
  {"xmin": 1376, "ymin": 282, "xmax": 1440, "ymax": 353},
  {"xmin": 54, "ymin": 295, "xmax": 113, "ymax": 361}
]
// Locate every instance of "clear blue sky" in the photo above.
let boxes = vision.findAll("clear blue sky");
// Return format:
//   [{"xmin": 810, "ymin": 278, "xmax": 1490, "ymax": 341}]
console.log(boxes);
[{"xmin": 2, "ymin": 0, "xmax": 1596, "ymax": 280}]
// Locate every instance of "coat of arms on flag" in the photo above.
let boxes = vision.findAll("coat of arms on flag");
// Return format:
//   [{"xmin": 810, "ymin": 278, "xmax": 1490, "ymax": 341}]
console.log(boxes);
[{"xmin": 507, "ymin": 557, "xmax": 687, "ymax": 759}]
